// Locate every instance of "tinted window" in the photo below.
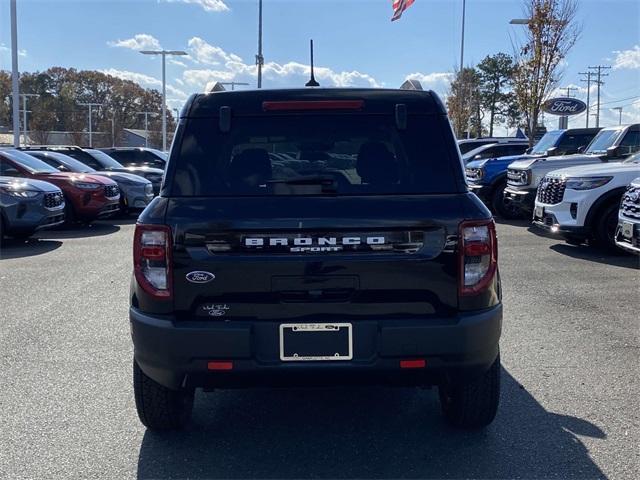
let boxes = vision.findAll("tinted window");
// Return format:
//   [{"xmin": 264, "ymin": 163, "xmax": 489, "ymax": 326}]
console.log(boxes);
[
  {"xmin": 458, "ymin": 140, "xmax": 493, "ymax": 154},
  {"xmin": 170, "ymin": 114, "xmax": 458, "ymax": 196},
  {"xmin": 0, "ymin": 150, "xmax": 59, "ymax": 173},
  {"xmin": 0, "ymin": 160, "xmax": 20, "ymax": 176},
  {"xmin": 557, "ymin": 134, "xmax": 595, "ymax": 154},
  {"xmin": 618, "ymin": 130, "xmax": 640, "ymax": 154},
  {"xmin": 86, "ymin": 150, "xmax": 125, "ymax": 169},
  {"xmin": 62, "ymin": 150, "xmax": 102, "ymax": 170}
]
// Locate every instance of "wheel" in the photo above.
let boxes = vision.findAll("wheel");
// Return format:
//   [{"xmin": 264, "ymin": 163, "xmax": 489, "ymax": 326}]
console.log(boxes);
[
  {"xmin": 439, "ymin": 353, "xmax": 501, "ymax": 429},
  {"xmin": 593, "ymin": 203, "xmax": 619, "ymax": 251},
  {"xmin": 63, "ymin": 198, "xmax": 76, "ymax": 226},
  {"xmin": 133, "ymin": 360, "xmax": 194, "ymax": 430},
  {"xmin": 491, "ymin": 183, "xmax": 522, "ymax": 220}
]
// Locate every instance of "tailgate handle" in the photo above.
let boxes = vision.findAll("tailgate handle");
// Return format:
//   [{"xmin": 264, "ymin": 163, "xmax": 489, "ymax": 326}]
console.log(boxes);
[{"xmin": 279, "ymin": 288, "xmax": 354, "ymax": 303}]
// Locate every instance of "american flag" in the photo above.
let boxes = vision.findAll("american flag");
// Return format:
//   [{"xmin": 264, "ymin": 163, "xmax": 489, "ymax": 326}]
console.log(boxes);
[{"xmin": 391, "ymin": 0, "xmax": 415, "ymax": 21}]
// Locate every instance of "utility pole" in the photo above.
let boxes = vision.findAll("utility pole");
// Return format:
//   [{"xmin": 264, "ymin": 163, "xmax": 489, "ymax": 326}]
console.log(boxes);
[
  {"xmin": 579, "ymin": 71, "xmax": 593, "ymax": 128},
  {"xmin": 78, "ymin": 102, "xmax": 102, "ymax": 147},
  {"xmin": 612, "ymin": 107, "xmax": 623, "ymax": 125},
  {"xmin": 136, "ymin": 112, "xmax": 156, "ymax": 148},
  {"xmin": 20, "ymin": 93, "xmax": 39, "ymax": 146},
  {"xmin": 588, "ymin": 65, "xmax": 611, "ymax": 128},
  {"xmin": 10, "ymin": 0, "xmax": 20, "ymax": 147},
  {"xmin": 256, "ymin": 0, "xmax": 264, "ymax": 88}
]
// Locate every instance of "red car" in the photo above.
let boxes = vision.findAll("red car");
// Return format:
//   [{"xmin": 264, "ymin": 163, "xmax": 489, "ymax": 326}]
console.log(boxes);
[{"xmin": 0, "ymin": 149, "xmax": 120, "ymax": 223}]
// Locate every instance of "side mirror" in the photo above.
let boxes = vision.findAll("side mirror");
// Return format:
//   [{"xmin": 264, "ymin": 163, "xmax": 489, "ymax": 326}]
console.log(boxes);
[
  {"xmin": 606, "ymin": 146, "xmax": 620, "ymax": 158},
  {"xmin": 525, "ymin": 147, "xmax": 533, "ymax": 154},
  {"xmin": 577, "ymin": 146, "xmax": 585, "ymax": 154},
  {"xmin": 545, "ymin": 147, "xmax": 558, "ymax": 156},
  {"xmin": 474, "ymin": 154, "xmax": 482, "ymax": 160}
]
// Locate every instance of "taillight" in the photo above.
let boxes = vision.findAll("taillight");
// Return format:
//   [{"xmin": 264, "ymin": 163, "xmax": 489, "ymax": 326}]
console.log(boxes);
[
  {"xmin": 458, "ymin": 220, "xmax": 498, "ymax": 296},
  {"xmin": 133, "ymin": 224, "xmax": 172, "ymax": 299}
]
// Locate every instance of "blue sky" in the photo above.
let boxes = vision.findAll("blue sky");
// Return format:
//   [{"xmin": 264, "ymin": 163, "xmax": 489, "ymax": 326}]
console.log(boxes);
[{"xmin": 1, "ymin": 0, "xmax": 639, "ymax": 132}]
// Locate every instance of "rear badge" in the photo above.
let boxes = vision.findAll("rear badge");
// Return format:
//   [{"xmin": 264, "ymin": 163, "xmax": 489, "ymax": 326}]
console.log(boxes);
[{"xmin": 186, "ymin": 271, "xmax": 216, "ymax": 284}]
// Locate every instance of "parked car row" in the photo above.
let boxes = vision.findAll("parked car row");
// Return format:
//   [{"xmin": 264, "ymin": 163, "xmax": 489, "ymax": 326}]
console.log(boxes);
[
  {"xmin": 463, "ymin": 124, "xmax": 640, "ymax": 254},
  {"xmin": 0, "ymin": 146, "xmax": 165, "ymax": 241}
]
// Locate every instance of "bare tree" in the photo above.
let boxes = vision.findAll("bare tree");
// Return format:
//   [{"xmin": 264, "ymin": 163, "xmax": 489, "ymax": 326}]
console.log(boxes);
[{"xmin": 512, "ymin": 0, "xmax": 580, "ymax": 146}]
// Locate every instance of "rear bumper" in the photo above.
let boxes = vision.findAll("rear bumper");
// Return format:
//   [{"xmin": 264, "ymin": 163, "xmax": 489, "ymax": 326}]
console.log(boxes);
[
  {"xmin": 130, "ymin": 305, "xmax": 502, "ymax": 390},
  {"xmin": 504, "ymin": 187, "xmax": 536, "ymax": 213}
]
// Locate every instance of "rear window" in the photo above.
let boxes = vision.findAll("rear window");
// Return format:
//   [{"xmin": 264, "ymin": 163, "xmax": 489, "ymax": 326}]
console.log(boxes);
[{"xmin": 170, "ymin": 114, "xmax": 458, "ymax": 196}]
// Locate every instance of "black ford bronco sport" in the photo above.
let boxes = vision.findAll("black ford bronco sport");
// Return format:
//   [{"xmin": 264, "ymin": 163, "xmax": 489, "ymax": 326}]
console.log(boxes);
[{"xmin": 130, "ymin": 85, "xmax": 502, "ymax": 430}]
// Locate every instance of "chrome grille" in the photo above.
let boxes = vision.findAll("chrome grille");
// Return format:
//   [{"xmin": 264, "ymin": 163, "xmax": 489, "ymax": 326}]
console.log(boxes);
[
  {"xmin": 43, "ymin": 191, "xmax": 64, "ymax": 209},
  {"xmin": 621, "ymin": 184, "xmax": 640, "ymax": 220},
  {"xmin": 537, "ymin": 177, "xmax": 567, "ymax": 205},
  {"xmin": 104, "ymin": 185, "xmax": 120, "ymax": 198}
]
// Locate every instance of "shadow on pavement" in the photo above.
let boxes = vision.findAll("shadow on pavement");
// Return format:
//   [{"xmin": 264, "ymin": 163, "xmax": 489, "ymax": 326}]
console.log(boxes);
[
  {"xmin": 35, "ymin": 222, "xmax": 120, "ymax": 240},
  {"xmin": 550, "ymin": 243, "xmax": 639, "ymax": 269},
  {"xmin": 0, "ymin": 239, "xmax": 63, "ymax": 259},
  {"xmin": 97, "ymin": 216, "xmax": 139, "ymax": 227},
  {"xmin": 494, "ymin": 218, "xmax": 531, "ymax": 228},
  {"xmin": 137, "ymin": 369, "xmax": 606, "ymax": 479}
]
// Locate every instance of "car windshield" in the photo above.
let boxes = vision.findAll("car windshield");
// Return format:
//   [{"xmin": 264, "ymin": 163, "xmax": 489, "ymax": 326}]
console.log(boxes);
[
  {"xmin": 86, "ymin": 150, "xmax": 125, "ymax": 169},
  {"xmin": 530, "ymin": 131, "xmax": 563, "ymax": 154},
  {"xmin": 585, "ymin": 128, "xmax": 624, "ymax": 154},
  {"xmin": 31, "ymin": 152, "xmax": 96, "ymax": 173},
  {"xmin": 171, "ymin": 114, "xmax": 458, "ymax": 196},
  {"xmin": 2, "ymin": 149, "xmax": 60, "ymax": 174}
]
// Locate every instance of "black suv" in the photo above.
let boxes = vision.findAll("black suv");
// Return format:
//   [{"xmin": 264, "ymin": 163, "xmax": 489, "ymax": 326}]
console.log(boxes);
[{"xmin": 130, "ymin": 87, "xmax": 502, "ymax": 430}]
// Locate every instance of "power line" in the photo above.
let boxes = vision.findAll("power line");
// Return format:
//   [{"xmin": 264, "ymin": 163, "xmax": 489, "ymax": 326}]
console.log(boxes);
[{"xmin": 588, "ymin": 65, "xmax": 611, "ymax": 128}]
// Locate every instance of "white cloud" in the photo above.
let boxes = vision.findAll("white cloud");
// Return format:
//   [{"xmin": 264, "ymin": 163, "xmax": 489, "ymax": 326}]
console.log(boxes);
[
  {"xmin": 187, "ymin": 37, "xmax": 243, "ymax": 65},
  {"xmin": 613, "ymin": 45, "xmax": 640, "ymax": 69},
  {"xmin": 405, "ymin": 72, "xmax": 454, "ymax": 95},
  {"xmin": 100, "ymin": 68, "xmax": 188, "ymax": 99},
  {"xmin": 0, "ymin": 43, "xmax": 27, "ymax": 57},
  {"xmin": 161, "ymin": 0, "xmax": 229, "ymax": 13},
  {"xmin": 181, "ymin": 37, "xmax": 381, "ymax": 91},
  {"xmin": 108, "ymin": 34, "xmax": 161, "ymax": 51}
]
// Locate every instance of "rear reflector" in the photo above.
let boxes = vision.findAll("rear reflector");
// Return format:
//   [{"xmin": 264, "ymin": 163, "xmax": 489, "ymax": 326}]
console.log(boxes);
[
  {"xmin": 207, "ymin": 361, "xmax": 233, "ymax": 371},
  {"xmin": 400, "ymin": 359, "xmax": 426, "ymax": 369},
  {"xmin": 262, "ymin": 100, "xmax": 364, "ymax": 111}
]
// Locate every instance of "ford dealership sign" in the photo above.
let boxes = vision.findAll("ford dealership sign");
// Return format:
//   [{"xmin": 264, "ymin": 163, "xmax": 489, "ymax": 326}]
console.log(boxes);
[{"xmin": 542, "ymin": 97, "xmax": 587, "ymax": 116}]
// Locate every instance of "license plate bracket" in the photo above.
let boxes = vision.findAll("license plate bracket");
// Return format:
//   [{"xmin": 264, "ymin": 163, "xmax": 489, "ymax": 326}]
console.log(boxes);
[
  {"xmin": 535, "ymin": 205, "xmax": 545, "ymax": 220},
  {"xmin": 279, "ymin": 323, "xmax": 353, "ymax": 361}
]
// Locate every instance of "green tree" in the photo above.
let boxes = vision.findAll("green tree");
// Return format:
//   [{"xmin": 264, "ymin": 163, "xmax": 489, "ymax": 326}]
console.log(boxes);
[
  {"xmin": 447, "ymin": 67, "xmax": 482, "ymax": 138},
  {"xmin": 477, "ymin": 53, "xmax": 517, "ymax": 137}
]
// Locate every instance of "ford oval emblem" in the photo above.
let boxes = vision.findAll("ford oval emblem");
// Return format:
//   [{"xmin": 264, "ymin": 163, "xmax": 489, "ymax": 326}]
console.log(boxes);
[
  {"xmin": 186, "ymin": 271, "xmax": 216, "ymax": 284},
  {"xmin": 542, "ymin": 97, "xmax": 587, "ymax": 116}
]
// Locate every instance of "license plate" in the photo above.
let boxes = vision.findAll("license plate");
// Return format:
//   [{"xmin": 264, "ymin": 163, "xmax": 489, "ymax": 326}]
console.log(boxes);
[
  {"xmin": 279, "ymin": 323, "xmax": 353, "ymax": 361},
  {"xmin": 622, "ymin": 222, "xmax": 634, "ymax": 239},
  {"xmin": 535, "ymin": 205, "xmax": 544, "ymax": 219}
]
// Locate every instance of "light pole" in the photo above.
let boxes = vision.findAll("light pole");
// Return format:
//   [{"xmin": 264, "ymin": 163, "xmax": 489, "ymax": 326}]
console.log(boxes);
[
  {"xmin": 140, "ymin": 49, "xmax": 187, "ymax": 151},
  {"xmin": 256, "ymin": 0, "xmax": 264, "ymax": 88},
  {"xmin": 612, "ymin": 107, "xmax": 623, "ymax": 125},
  {"xmin": 460, "ymin": 0, "xmax": 466, "ymax": 69},
  {"xmin": 136, "ymin": 111, "xmax": 156, "ymax": 148},
  {"xmin": 78, "ymin": 102, "xmax": 102, "ymax": 147},
  {"xmin": 10, "ymin": 0, "xmax": 20, "ymax": 147},
  {"xmin": 20, "ymin": 93, "xmax": 39, "ymax": 146},
  {"xmin": 219, "ymin": 81, "xmax": 250, "ymax": 91}
]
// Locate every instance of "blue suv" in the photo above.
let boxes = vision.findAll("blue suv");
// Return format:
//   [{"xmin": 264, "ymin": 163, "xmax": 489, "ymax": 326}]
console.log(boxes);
[{"xmin": 465, "ymin": 128, "xmax": 600, "ymax": 218}]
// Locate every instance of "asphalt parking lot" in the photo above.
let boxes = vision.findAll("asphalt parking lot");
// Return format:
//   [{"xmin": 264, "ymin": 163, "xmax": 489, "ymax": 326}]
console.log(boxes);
[{"xmin": 0, "ymin": 219, "xmax": 638, "ymax": 479}]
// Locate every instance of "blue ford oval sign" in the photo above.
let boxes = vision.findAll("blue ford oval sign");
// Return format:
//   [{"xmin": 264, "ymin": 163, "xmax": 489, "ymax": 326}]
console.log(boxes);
[
  {"xmin": 542, "ymin": 97, "xmax": 587, "ymax": 116},
  {"xmin": 186, "ymin": 271, "xmax": 216, "ymax": 284}
]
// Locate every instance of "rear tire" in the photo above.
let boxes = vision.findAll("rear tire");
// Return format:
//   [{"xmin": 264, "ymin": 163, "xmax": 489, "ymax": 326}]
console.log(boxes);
[
  {"xmin": 439, "ymin": 353, "xmax": 501, "ymax": 429},
  {"xmin": 491, "ymin": 183, "xmax": 522, "ymax": 220},
  {"xmin": 133, "ymin": 360, "xmax": 194, "ymax": 430}
]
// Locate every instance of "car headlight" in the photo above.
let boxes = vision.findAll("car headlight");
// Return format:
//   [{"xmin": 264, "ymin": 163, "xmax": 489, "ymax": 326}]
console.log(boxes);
[
  {"xmin": 566, "ymin": 176, "xmax": 613, "ymax": 190},
  {"xmin": 73, "ymin": 181, "xmax": 101, "ymax": 190},
  {"xmin": 145, "ymin": 184, "xmax": 154, "ymax": 194},
  {"xmin": 0, "ymin": 187, "xmax": 40, "ymax": 198}
]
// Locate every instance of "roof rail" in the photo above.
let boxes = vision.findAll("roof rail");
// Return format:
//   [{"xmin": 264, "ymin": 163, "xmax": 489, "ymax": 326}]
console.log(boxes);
[{"xmin": 400, "ymin": 79, "xmax": 423, "ymax": 91}]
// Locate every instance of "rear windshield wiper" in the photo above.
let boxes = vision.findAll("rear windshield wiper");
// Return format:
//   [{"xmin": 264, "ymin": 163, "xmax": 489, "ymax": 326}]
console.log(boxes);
[{"xmin": 268, "ymin": 175, "xmax": 338, "ymax": 193}]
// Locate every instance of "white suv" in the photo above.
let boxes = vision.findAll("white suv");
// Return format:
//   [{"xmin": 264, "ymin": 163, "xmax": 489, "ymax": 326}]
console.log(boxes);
[
  {"xmin": 615, "ymin": 177, "xmax": 640, "ymax": 255},
  {"xmin": 532, "ymin": 152, "xmax": 640, "ymax": 249},
  {"xmin": 505, "ymin": 124, "xmax": 640, "ymax": 214}
]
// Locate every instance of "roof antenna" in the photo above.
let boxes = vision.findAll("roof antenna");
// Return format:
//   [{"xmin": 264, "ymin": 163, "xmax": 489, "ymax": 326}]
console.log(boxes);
[{"xmin": 305, "ymin": 39, "xmax": 320, "ymax": 87}]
